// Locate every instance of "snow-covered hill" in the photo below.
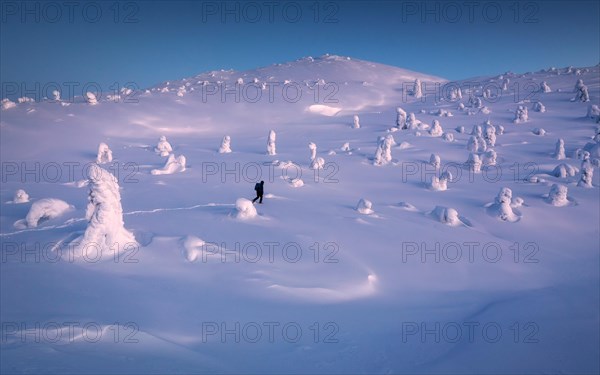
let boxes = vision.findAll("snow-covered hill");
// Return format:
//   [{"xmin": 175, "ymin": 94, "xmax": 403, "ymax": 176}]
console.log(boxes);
[{"xmin": 1, "ymin": 56, "xmax": 599, "ymax": 374}]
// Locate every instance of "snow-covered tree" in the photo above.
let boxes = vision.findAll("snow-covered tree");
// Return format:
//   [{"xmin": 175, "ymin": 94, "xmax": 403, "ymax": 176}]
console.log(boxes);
[
  {"xmin": 483, "ymin": 149, "xmax": 497, "ymax": 166},
  {"xmin": 356, "ymin": 199, "xmax": 374, "ymax": 214},
  {"xmin": 492, "ymin": 187, "xmax": 518, "ymax": 221},
  {"xmin": 554, "ymin": 138, "xmax": 566, "ymax": 160},
  {"xmin": 540, "ymin": 81, "xmax": 551, "ymax": 93},
  {"xmin": 13, "ymin": 189, "xmax": 29, "ymax": 203},
  {"xmin": 155, "ymin": 136, "xmax": 173, "ymax": 157},
  {"xmin": 467, "ymin": 135, "xmax": 486, "ymax": 152},
  {"xmin": 151, "ymin": 154, "xmax": 186, "ymax": 175},
  {"xmin": 533, "ymin": 101, "xmax": 546, "ymax": 112},
  {"xmin": 484, "ymin": 122, "xmax": 497, "ymax": 147},
  {"xmin": 309, "ymin": 142, "xmax": 325, "ymax": 170},
  {"xmin": 455, "ymin": 125, "xmax": 465, "ymax": 133},
  {"xmin": 413, "ymin": 79, "xmax": 422, "ymax": 99},
  {"xmin": 267, "ymin": 130, "xmax": 277, "ymax": 155},
  {"xmin": 219, "ymin": 135, "xmax": 232, "ymax": 153},
  {"xmin": 406, "ymin": 113, "xmax": 419, "ymax": 129},
  {"xmin": 396, "ymin": 107, "xmax": 407, "ymax": 129},
  {"xmin": 77, "ymin": 164, "xmax": 137, "ymax": 256},
  {"xmin": 353, "ymin": 115, "xmax": 361, "ymax": 129},
  {"xmin": 495, "ymin": 124, "xmax": 505, "ymax": 135},
  {"xmin": 546, "ymin": 184, "xmax": 569, "ymax": 206},
  {"xmin": 340, "ymin": 142, "xmax": 351, "ymax": 152},
  {"xmin": 573, "ymin": 79, "xmax": 590, "ymax": 102},
  {"xmin": 85, "ymin": 92, "xmax": 98, "ymax": 105},
  {"xmin": 587, "ymin": 104, "xmax": 600, "ymax": 122},
  {"xmin": 51, "ymin": 90, "xmax": 61, "ymax": 101},
  {"xmin": 513, "ymin": 106, "xmax": 528, "ymax": 123},
  {"xmin": 373, "ymin": 135, "xmax": 394, "ymax": 166},
  {"xmin": 442, "ymin": 132, "xmax": 454, "ymax": 142},
  {"xmin": 96, "ymin": 143, "xmax": 113, "ymax": 164},
  {"xmin": 501, "ymin": 78, "xmax": 510, "ymax": 91},
  {"xmin": 470, "ymin": 124, "xmax": 483, "ymax": 137},
  {"xmin": 466, "ymin": 153, "xmax": 482, "ymax": 173},
  {"xmin": 429, "ymin": 120, "xmax": 443, "ymax": 137},
  {"xmin": 430, "ymin": 154, "xmax": 441, "ymax": 169},
  {"xmin": 578, "ymin": 158, "xmax": 594, "ymax": 187}
]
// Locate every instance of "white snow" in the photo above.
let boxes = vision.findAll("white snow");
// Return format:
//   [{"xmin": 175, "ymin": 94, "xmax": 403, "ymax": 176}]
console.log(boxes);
[
  {"xmin": 16, "ymin": 198, "xmax": 72, "ymax": 228},
  {"xmin": 234, "ymin": 198, "xmax": 257, "ymax": 219}
]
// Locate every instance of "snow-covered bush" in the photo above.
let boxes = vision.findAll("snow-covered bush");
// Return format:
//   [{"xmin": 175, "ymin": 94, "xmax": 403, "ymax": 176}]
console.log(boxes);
[
  {"xmin": 18, "ymin": 198, "xmax": 71, "ymax": 228},
  {"xmin": 470, "ymin": 124, "xmax": 483, "ymax": 137},
  {"xmin": 483, "ymin": 150, "xmax": 497, "ymax": 166},
  {"xmin": 12, "ymin": 189, "xmax": 30, "ymax": 203},
  {"xmin": 495, "ymin": 125, "xmax": 505, "ymax": 135},
  {"xmin": 430, "ymin": 108, "xmax": 452, "ymax": 117},
  {"xmin": 85, "ymin": 92, "xmax": 98, "ymax": 105},
  {"xmin": 235, "ymin": 198, "xmax": 257, "ymax": 219},
  {"xmin": 353, "ymin": 115, "xmax": 360, "ymax": 129},
  {"xmin": 429, "ymin": 154, "xmax": 441, "ymax": 169},
  {"xmin": 466, "ymin": 153, "xmax": 482, "ymax": 173},
  {"xmin": 533, "ymin": 101, "xmax": 546, "ymax": 113},
  {"xmin": 236, "ymin": 78, "xmax": 244, "ymax": 85},
  {"xmin": 396, "ymin": 107, "xmax": 407, "ymax": 129},
  {"xmin": 155, "ymin": 136, "xmax": 173, "ymax": 157},
  {"xmin": 546, "ymin": 184, "xmax": 569, "ymax": 206},
  {"xmin": 532, "ymin": 128, "xmax": 546, "ymax": 136},
  {"xmin": 554, "ymin": 138, "xmax": 566, "ymax": 160},
  {"xmin": 340, "ymin": 142, "xmax": 351, "ymax": 152},
  {"xmin": 96, "ymin": 143, "xmax": 113, "ymax": 164},
  {"xmin": 70, "ymin": 164, "xmax": 138, "ymax": 257},
  {"xmin": 430, "ymin": 206, "xmax": 460, "ymax": 226},
  {"xmin": 219, "ymin": 135, "xmax": 232, "ymax": 153},
  {"xmin": 468, "ymin": 95, "xmax": 483, "ymax": 109},
  {"xmin": 412, "ymin": 79, "xmax": 422, "ymax": 99},
  {"xmin": 540, "ymin": 81, "xmax": 551, "ymax": 93},
  {"xmin": 267, "ymin": 130, "xmax": 277, "ymax": 155},
  {"xmin": 513, "ymin": 106, "xmax": 528, "ymax": 123},
  {"xmin": 289, "ymin": 178, "xmax": 304, "ymax": 188},
  {"xmin": 442, "ymin": 132, "xmax": 454, "ymax": 142},
  {"xmin": 356, "ymin": 199, "xmax": 374, "ymax": 214},
  {"xmin": 51, "ymin": 90, "xmax": 61, "ymax": 101},
  {"xmin": 430, "ymin": 171, "xmax": 452, "ymax": 191},
  {"xmin": 1, "ymin": 98, "xmax": 16, "ymax": 110},
  {"xmin": 429, "ymin": 120, "xmax": 443, "ymax": 137},
  {"xmin": 552, "ymin": 163, "xmax": 578, "ymax": 178},
  {"xmin": 572, "ymin": 79, "xmax": 590, "ymax": 102},
  {"xmin": 374, "ymin": 135, "xmax": 394, "ymax": 166},
  {"xmin": 455, "ymin": 126, "xmax": 465, "ymax": 134},
  {"xmin": 151, "ymin": 154, "xmax": 186, "ymax": 175},
  {"xmin": 17, "ymin": 97, "xmax": 34, "ymax": 104}
]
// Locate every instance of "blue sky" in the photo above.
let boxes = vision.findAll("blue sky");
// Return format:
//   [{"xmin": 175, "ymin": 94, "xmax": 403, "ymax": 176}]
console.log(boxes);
[{"xmin": 1, "ymin": 0, "xmax": 599, "ymax": 99}]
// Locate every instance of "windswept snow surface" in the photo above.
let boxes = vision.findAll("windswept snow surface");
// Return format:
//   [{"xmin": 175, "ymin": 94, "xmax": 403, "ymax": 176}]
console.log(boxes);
[{"xmin": 1, "ymin": 56, "xmax": 599, "ymax": 374}]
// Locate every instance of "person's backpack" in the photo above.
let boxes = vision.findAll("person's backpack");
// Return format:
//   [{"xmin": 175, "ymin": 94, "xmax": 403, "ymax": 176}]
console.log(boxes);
[{"xmin": 254, "ymin": 183, "xmax": 260, "ymax": 191}]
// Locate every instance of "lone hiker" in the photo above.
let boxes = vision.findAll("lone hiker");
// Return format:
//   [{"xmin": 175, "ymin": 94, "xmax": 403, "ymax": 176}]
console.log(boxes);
[{"xmin": 252, "ymin": 181, "xmax": 264, "ymax": 204}]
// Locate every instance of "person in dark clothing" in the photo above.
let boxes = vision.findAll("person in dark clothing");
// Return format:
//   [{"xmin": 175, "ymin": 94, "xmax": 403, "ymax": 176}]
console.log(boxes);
[{"xmin": 252, "ymin": 181, "xmax": 264, "ymax": 204}]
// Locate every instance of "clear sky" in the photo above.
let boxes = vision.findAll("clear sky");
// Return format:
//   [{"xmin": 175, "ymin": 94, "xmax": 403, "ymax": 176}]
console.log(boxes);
[{"xmin": 1, "ymin": 0, "xmax": 599, "ymax": 99}]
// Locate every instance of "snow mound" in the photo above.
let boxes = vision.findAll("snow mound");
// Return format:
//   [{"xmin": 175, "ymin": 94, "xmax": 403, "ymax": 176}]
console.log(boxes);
[
  {"xmin": 356, "ymin": 199, "xmax": 374, "ymax": 214},
  {"xmin": 151, "ymin": 154, "xmax": 186, "ymax": 175},
  {"xmin": 288, "ymin": 178, "xmax": 304, "ymax": 188},
  {"xmin": 307, "ymin": 104, "xmax": 341, "ymax": 116},
  {"xmin": 235, "ymin": 198, "xmax": 257, "ymax": 219},
  {"xmin": 181, "ymin": 235, "xmax": 206, "ymax": 262},
  {"xmin": 552, "ymin": 163, "xmax": 578, "ymax": 178},
  {"xmin": 15, "ymin": 198, "xmax": 72, "ymax": 229},
  {"xmin": 429, "ymin": 206, "xmax": 461, "ymax": 226}
]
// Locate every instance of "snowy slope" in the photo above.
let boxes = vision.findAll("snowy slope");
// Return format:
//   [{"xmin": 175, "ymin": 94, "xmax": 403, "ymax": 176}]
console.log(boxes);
[{"xmin": 1, "ymin": 56, "xmax": 599, "ymax": 374}]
